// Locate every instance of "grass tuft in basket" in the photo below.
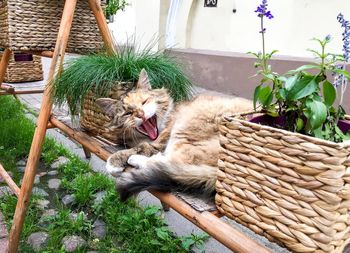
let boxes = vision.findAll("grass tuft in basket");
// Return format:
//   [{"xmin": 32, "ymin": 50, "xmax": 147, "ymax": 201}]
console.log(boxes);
[{"xmin": 52, "ymin": 44, "xmax": 193, "ymax": 115}]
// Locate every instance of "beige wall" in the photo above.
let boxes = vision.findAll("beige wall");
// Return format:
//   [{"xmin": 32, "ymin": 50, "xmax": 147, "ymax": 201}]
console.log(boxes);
[{"xmin": 111, "ymin": 0, "xmax": 350, "ymax": 57}]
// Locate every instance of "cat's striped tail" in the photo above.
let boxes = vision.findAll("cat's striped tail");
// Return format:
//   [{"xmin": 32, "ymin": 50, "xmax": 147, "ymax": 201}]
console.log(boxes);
[{"xmin": 116, "ymin": 160, "xmax": 217, "ymax": 201}]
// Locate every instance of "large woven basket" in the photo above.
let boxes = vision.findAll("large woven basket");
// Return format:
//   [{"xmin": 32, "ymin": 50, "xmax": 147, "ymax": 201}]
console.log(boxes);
[
  {"xmin": 217, "ymin": 113, "xmax": 350, "ymax": 253},
  {"xmin": 0, "ymin": 0, "xmax": 105, "ymax": 53},
  {"xmin": 0, "ymin": 52, "xmax": 43, "ymax": 83},
  {"xmin": 80, "ymin": 82, "xmax": 135, "ymax": 142}
]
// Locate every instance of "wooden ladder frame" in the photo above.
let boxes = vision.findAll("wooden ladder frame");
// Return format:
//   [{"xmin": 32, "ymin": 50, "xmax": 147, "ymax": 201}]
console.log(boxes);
[{"xmin": 0, "ymin": 1, "xmax": 272, "ymax": 252}]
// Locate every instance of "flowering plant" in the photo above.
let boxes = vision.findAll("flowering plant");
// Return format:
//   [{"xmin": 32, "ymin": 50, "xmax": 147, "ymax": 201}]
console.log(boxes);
[{"xmin": 251, "ymin": 1, "xmax": 350, "ymax": 142}]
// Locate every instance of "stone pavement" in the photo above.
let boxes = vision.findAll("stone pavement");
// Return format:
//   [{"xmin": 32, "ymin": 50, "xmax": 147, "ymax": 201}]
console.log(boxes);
[
  {"xmin": 0, "ymin": 213, "xmax": 8, "ymax": 253},
  {"xmin": 4, "ymin": 57, "xmax": 290, "ymax": 253}
]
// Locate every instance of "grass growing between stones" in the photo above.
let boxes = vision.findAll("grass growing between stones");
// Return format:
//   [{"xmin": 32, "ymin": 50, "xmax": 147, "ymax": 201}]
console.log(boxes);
[{"xmin": 0, "ymin": 96, "xmax": 208, "ymax": 252}]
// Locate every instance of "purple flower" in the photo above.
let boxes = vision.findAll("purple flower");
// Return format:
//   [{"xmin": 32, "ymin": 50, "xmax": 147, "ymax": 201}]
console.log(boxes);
[
  {"xmin": 255, "ymin": 0, "xmax": 274, "ymax": 19},
  {"xmin": 337, "ymin": 13, "xmax": 350, "ymax": 62},
  {"xmin": 325, "ymin": 34, "xmax": 332, "ymax": 41}
]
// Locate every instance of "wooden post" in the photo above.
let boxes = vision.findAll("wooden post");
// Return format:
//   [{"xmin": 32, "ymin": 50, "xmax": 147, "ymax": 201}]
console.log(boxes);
[
  {"xmin": 0, "ymin": 164, "xmax": 20, "ymax": 197},
  {"xmin": 88, "ymin": 0, "xmax": 117, "ymax": 53},
  {"xmin": 0, "ymin": 48, "xmax": 11, "ymax": 87},
  {"xmin": 7, "ymin": 1, "xmax": 78, "ymax": 252}
]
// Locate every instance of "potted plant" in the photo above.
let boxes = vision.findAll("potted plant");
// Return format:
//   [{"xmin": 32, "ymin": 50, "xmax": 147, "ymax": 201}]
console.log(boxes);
[
  {"xmin": 216, "ymin": 1, "xmax": 350, "ymax": 252},
  {"xmin": 52, "ymin": 44, "xmax": 192, "ymax": 143},
  {"xmin": 104, "ymin": 0, "xmax": 128, "ymax": 23}
]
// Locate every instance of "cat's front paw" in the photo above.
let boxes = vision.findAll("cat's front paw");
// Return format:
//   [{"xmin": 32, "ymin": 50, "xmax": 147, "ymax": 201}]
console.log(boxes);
[
  {"xmin": 127, "ymin": 155, "xmax": 149, "ymax": 170},
  {"xmin": 106, "ymin": 156, "xmax": 124, "ymax": 177}
]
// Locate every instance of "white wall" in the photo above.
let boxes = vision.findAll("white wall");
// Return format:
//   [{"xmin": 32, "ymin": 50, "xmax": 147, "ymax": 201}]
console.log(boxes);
[{"xmin": 110, "ymin": 0, "xmax": 350, "ymax": 57}]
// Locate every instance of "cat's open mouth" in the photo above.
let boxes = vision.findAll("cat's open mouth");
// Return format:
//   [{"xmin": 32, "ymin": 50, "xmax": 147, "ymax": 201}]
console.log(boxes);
[{"xmin": 136, "ymin": 115, "xmax": 158, "ymax": 140}]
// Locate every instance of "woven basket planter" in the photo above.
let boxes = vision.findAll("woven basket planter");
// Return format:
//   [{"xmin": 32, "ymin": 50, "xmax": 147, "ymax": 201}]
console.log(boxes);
[
  {"xmin": 216, "ymin": 113, "xmax": 350, "ymax": 253},
  {"xmin": 0, "ymin": 52, "xmax": 43, "ymax": 83},
  {"xmin": 0, "ymin": 0, "xmax": 104, "ymax": 53},
  {"xmin": 80, "ymin": 82, "xmax": 134, "ymax": 142}
]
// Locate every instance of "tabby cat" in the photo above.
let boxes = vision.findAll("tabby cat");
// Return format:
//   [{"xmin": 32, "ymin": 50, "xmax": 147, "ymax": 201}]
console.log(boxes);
[{"xmin": 97, "ymin": 69, "xmax": 252, "ymax": 201}]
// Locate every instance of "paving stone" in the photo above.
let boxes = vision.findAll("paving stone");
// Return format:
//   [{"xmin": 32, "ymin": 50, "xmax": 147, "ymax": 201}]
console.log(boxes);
[
  {"xmin": 47, "ymin": 170, "xmax": 58, "ymax": 176},
  {"xmin": 62, "ymin": 194, "xmax": 75, "ymax": 206},
  {"xmin": 62, "ymin": 235, "xmax": 86, "ymax": 252},
  {"xmin": 50, "ymin": 156, "xmax": 70, "ymax": 169},
  {"xmin": 0, "ymin": 186, "xmax": 13, "ymax": 198},
  {"xmin": 36, "ymin": 199, "xmax": 50, "ymax": 210},
  {"xmin": 93, "ymin": 191, "xmax": 107, "ymax": 205},
  {"xmin": 32, "ymin": 187, "xmax": 49, "ymax": 197},
  {"xmin": 48, "ymin": 178, "xmax": 61, "ymax": 190},
  {"xmin": 16, "ymin": 159, "xmax": 27, "ymax": 173},
  {"xmin": 42, "ymin": 209, "xmax": 58, "ymax": 218},
  {"xmin": 0, "ymin": 237, "xmax": 8, "ymax": 252},
  {"xmin": 92, "ymin": 219, "xmax": 107, "ymax": 239},
  {"xmin": 27, "ymin": 232, "xmax": 49, "ymax": 252},
  {"xmin": 0, "ymin": 215, "xmax": 8, "ymax": 239}
]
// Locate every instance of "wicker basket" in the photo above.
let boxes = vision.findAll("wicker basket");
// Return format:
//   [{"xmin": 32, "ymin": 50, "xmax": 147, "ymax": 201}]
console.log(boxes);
[
  {"xmin": 216, "ymin": 113, "xmax": 350, "ymax": 253},
  {"xmin": 0, "ymin": 52, "xmax": 43, "ymax": 83},
  {"xmin": 80, "ymin": 82, "xmax": 135, "ymax": 142},
  {"xmin": 0, "ymin": 0, "xmax": 105, "ymax": 53}
]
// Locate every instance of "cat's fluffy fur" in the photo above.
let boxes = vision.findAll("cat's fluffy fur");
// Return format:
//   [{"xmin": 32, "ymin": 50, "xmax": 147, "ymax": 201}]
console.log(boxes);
[{"xmin": 98, "ymin": 69, "xmax": 252, "ymax": 201}]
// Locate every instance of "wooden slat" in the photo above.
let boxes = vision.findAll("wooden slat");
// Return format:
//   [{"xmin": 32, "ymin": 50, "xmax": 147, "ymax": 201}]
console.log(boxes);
[
  {"xmin": 0, "ymin": 89, "xmax": 44, "ymax": 96},
  {"xmin": 50, "ymin": 116, "xmax": 271, "ymax": 253},
  {"xmin": 0, "ymin": 83, "xmax": 15, "ymax": 93},
  {"xmin": 0, "ymin": 163, "xmax": 20, "ymax": 197}
]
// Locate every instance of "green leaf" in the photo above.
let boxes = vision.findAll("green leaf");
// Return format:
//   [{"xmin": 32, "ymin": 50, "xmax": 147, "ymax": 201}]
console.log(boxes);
[
  {"xmin": 285, "ymin": 75, "xmax": 299, "ymax": 91},
  {"xmin": 296, "ymin": 118, "xmax": 304, "ymax": 131},
  {"xmin": 287, "ymin": 76, "xmax": 318, "ymax": 101},
  {"xmin": 155, "ymin": 227, "xmax": 170, "ymax": 240},
  {"xmin": 323, "ymin": 80, "xmax": 336, "ymax": 107},
  {"xmin": 286, "ymin": 64, "xmax": 321, "ymax": 75},
  {"xmin": 278, "ymin": 88, "xmax": 286, "ymax": 100},
  {"xmin": 305, "ymin": 100, "xmax": 327, "ymax": 129},
  {"xmin": 253, "ymin": 85, "xmax": 261, "ymax": 110},
  {"xmin": 258, "ymin": 86, "xmax": 273, "ymax": 107}
]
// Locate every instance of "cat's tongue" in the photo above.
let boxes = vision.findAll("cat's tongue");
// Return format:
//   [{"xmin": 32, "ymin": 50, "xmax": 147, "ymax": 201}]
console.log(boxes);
[{"xmin": 138, "ymin": 116, "xmax": 158, "ymax": 140}]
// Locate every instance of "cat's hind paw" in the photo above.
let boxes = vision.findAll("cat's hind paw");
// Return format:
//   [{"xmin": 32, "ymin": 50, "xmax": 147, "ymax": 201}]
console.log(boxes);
[{"xmin": 127, "ymin": 155, "xmax": 149, "ymax": 170}]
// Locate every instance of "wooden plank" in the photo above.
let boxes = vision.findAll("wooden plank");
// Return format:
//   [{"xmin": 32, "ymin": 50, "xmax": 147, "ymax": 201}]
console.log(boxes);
[
  {"xmin": 0, "ymin": 83, "xmax": 15, "ymax": 93},
  {"xmin": 0, "ymin": 163, "xmax": 20, "ymax": 197},
  {"xmin": 0, "ymin": 89, "xmax": 44, "ymax": 96},
  {"xmin": 88, "ymin": 0, "xmax": 116, "ymax": 54},
  {"xmin": 50, "ymin": 116, "xmax": 271, "ymax": 253},
  {"xmin": 7, "ymin": 1, "xmax": 78, "ymax": 252}
]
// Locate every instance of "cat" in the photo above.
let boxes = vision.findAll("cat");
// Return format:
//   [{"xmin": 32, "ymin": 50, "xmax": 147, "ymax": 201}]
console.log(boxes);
[{"xmin": 97, "ymin": 69, "xmax": 253, "ymax": 201}]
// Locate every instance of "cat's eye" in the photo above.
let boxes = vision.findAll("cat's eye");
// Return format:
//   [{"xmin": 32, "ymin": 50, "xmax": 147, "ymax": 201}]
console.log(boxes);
[
  {"xmin": 142, "ymin": 98, "xmax": 149, "ymax": 105},
  {"xmin": 124, "ymin": 112, "xmax": 132, "ymax": 116}
]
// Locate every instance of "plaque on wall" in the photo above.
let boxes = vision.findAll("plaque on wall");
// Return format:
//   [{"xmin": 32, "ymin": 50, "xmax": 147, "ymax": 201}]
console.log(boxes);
[{"xmin": 204, "ymin": 0, "xmax": 217, "ymax": 7}]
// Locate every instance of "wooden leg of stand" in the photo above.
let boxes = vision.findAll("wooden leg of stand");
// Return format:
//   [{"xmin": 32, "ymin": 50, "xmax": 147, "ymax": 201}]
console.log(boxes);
[
  {"xmin": 82, "ymin": 146, "xmax": 92, "ymax": 159},
  {"xmin": 7, "ymin": 1, "xmax": 78, "ymax": 252},
  {"xmin": 0, "ymin": 48, "xmax": 11, "ymax": 87},
  {"xmin": 88, "ymin": 0, "xmax": 116, "ymax": 53}
]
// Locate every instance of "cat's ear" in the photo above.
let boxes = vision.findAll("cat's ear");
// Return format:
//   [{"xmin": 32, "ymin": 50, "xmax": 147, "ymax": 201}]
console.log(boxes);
[
  {"xmin": 96, "ymin": 98, "xmax": 118, "ymax": 118},
  {"xmin": 136, "ymin": 69, "xmax": 151, "ymax": 90}
]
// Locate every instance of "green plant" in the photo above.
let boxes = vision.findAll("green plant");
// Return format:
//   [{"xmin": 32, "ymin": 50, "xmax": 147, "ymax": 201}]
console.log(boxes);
[
  {"xmin": 53, "ymin": 45, "xmax": 192, "ymax": 115},
  {"xmin": 105, "ymin": 0, "xmax": 128, "ymax": 18},
  {"xmin": 251, "ymin": 1, "xmax": 350, "ymax": 142}
]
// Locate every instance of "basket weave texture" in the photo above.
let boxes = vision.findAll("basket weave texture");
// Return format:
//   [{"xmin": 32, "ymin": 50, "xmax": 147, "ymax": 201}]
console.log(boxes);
[
  {"xmin": 80, "ymin": 82, "xmax": 134, "ymax": 142},
  {"xmin": 0, "ymin": 0, "xmax": 104, "ymax": 53},
  {"xmin": 0, "ymin": 52, "xmax": 43, "ymax": 83},
  {"xmin": 216, "ymin": 114, "xmax": 350, "ymax": 253}
]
